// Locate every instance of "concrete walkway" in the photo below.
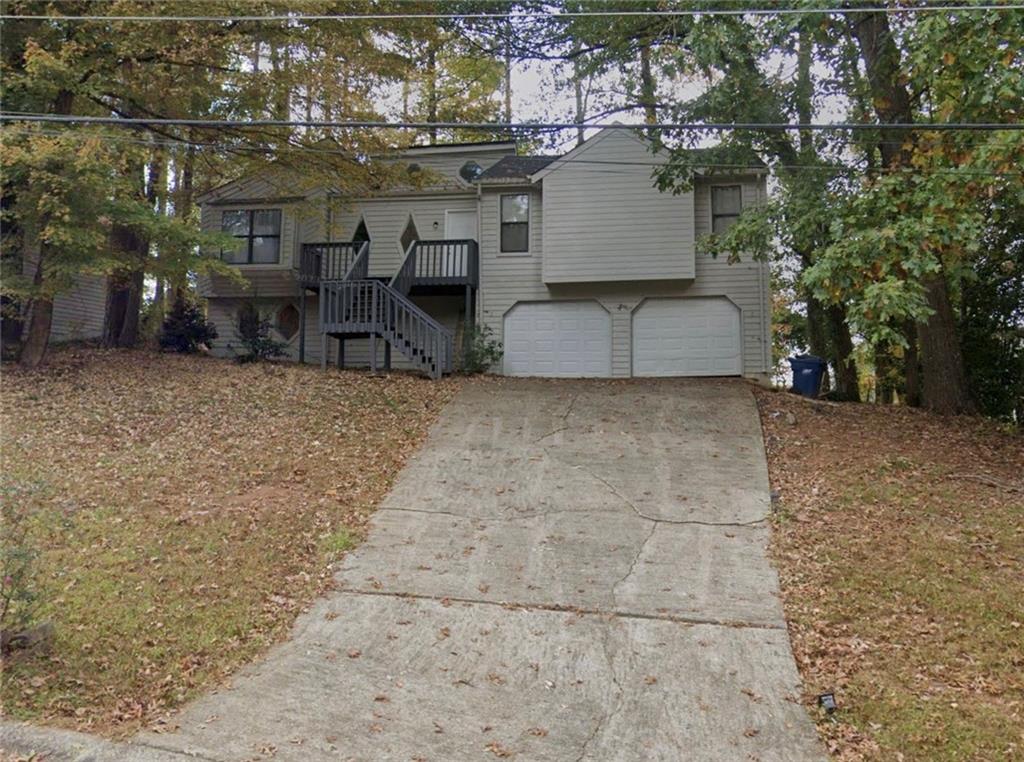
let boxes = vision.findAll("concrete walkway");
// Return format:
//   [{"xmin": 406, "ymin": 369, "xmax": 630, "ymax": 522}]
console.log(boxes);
[{"xmin": 3, "ymin": 379, "xmax": 822, "ymax": 761}]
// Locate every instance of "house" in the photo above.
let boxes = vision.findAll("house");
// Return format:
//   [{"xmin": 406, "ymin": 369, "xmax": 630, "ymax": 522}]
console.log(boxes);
[
  {"xmin": 1, "ymin": 244, "xmax": 108, "ymax": 356},
  {"xmin": 196, "ymin": 127, "xmax": 771, "ymax": 380}
]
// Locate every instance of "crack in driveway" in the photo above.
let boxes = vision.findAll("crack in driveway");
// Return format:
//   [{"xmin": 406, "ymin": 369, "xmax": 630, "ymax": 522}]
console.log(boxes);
[
  {"xmin": 332, "ymin": 588, "xmax": 785, "ymax": 630},
  {"xmin": 574, "ymin": 463, "xmax": 769, "ymax": 527}
]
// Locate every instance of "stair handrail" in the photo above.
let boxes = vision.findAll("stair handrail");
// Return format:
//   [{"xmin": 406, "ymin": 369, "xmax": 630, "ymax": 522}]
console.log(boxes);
[
  {"xmin": 377, "ymin": 280, "xmax": 453, "ymax": 338},
  {"xmin": 343, "ymin": 240, "xmax": 370, "ymax": 281},
  {"xmin": 388, "ymin": 241, "xmax": 417, "ymax": 296}
]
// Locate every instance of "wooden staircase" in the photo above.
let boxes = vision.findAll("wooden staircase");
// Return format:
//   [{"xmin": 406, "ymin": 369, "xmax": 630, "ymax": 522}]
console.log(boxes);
[{"xmin": 308, "ymin": 240, "xmax": 455, "ymax": 379}]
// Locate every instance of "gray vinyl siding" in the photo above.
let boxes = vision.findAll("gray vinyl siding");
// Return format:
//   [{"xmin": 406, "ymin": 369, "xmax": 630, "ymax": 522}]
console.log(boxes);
[
  {"xmin": 197, "ymin": 201, "xmax": 301, "ymax": 298},
  {"xmin": 539, "ymin": 130, "xmax": 696, "ymax": 283},
  {"xmin": 478, "ymin": 185, "xmax": 548, "ymax": 335},
  {"xmin": 304, "ymin": 195, "xmax": 477, "ymax": 278},
  {"xmin": 206, "ymin": 295, "xmax": 461, "ymax": 370},
  {"xmin": 49, "ymin": 273, "xmax": 108, "ymax": 342},
  {"xmin": 478, "ymin": 175, "xmax": 771, "ymax": 378},
  {"xmin": 21, "ymin": 242, "xmax": 107, "ymax": 343},
  {"xmin": 690, "ymin": 177, "xmax": 772, "ymax": 376}
]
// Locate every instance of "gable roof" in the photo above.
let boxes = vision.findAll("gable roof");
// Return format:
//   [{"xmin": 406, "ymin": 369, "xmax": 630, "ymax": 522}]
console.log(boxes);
[
  {"xmin": 529, "ymin": 126, "xmax": 768, "ymax": 182},
  {"xmin": 478, "ymin": 155, "xmax": 559, "ymax": 181}
]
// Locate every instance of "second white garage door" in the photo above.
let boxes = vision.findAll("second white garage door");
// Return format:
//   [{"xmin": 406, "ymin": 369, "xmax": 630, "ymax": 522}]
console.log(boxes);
[
  {"xmin": 504, "ymin": 301, "xmax": 611, "ymax": 377},
  {"xmin": 633, "ymin": 297, "xmax": 742, "ymax": 376}
]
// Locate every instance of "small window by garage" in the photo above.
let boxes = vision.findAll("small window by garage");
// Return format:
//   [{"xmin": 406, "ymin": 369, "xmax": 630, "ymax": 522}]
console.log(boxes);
[
  {"xmin": 500, "ymin": 194, "xmax": 530, "ymax": 253},
  {"xmin": 276, "ymin": 304, "xmax": 300, "ymax": 340},
  {"xmin": 711, "ymin": 186, "xmax": 743, "ymax": 234}
]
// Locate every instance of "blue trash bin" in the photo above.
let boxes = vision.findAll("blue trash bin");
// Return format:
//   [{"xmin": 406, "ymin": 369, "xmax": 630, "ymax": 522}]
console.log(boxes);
[{"xmin": 789, "ymin": 354, "xmax": 826, "ymax": 398}]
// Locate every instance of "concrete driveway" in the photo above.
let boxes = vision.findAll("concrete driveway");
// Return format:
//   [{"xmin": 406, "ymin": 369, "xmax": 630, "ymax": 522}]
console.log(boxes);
[{"xmin": 125, "ymin": 379, "xmax": 822, "ymax": 760}]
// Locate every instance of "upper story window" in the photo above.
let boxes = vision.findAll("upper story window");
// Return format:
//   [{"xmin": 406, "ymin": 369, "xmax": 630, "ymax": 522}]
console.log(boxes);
[
  {"xmin": 500, "ymin": 194, "xmax": 530, "ymax": 253},
  {"xmin": 711, "ymin": 186, "xmax": 742, "ymax": 234},
  {"xmin": 221, "ymin": 209, "xmax": 282, "ymax": 264}
]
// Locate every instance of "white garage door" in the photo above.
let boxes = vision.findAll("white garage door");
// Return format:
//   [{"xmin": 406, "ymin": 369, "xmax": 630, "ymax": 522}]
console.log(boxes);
[
  {"xmin": 633, "ymin": 297, "xmax": 742, "ymax": 377},
  {"xmin": 504, "ymin": 301, "xmax": 611, "ymax": 377}
]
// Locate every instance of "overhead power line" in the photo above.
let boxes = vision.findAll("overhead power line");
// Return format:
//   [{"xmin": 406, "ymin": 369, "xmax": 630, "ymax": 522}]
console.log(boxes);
[
  {"xmin": 2, "ymin": 4, "xmax": 1022, "ymax": 21},
  {"xmin": 3, "ymin": 114, "xmax": 1024, "ymax": 131},
  {"xmin": 6, "ymin": 126, "xmax": 1019, "ymax": 178}
]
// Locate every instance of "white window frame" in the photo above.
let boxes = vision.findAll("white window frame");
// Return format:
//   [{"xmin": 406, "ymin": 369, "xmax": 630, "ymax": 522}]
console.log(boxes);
[
  {"xmin": 710, "ymin": 184, "xmax": 743, "ymax": 234},
  {"xmin": 498, "ymin": 193, "xmax": 531, "ymax": 256}
]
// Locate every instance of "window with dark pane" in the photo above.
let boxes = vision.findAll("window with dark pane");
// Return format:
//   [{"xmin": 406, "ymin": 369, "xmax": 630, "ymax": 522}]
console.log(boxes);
[
  {"xmin": 711, "ymin": 186, "xmax": 742, "ymax": 234},
  {"xmin": 221, "ymin": 209, "xmax": 281, "ymax": 264},
  {"xmin": 276, "ymin": 304, "xmax": 300, "ymax": 340},
  {"xmin": 500, "ymin": 194, "xmax": 530, "ymax": 253},
  {"xmin": 399, "ymin": 216, "xmax": 419, "ymax": 253}
]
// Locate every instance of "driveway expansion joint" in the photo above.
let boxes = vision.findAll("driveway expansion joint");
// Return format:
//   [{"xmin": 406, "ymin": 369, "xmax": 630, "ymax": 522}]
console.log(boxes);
[{"xmin": 334, "ymin": 587, "xmax": 785, "ymax": 631}]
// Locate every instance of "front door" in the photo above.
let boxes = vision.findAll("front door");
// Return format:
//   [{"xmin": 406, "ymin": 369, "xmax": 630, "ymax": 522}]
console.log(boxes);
[
  {"xmin": 443, "ymin": 210, "xmax": 477, "ymax": 277},
  {"xmin": 444, "ymin": 210, "xmax": 476, "ymax": 240}
]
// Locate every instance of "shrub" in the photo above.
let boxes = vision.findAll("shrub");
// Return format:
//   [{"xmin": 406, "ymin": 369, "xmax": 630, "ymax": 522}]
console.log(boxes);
[
  {"xmin": 234, "ymin": 302, "xmax": 287, "ymax": 363},
  {"xmin": 458, "ymin": 324, "xmax": 503, "ymax": 374},
  {"xmin": 159, "ymin": 297, "xmax": 218, "ymax": 353}
]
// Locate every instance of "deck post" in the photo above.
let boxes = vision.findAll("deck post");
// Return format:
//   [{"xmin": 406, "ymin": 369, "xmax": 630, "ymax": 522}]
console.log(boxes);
[
  {"xmin": 337, "ymin": 337, "xmax": 344, "ymax": 368},
  {"xmin": 384, "ymin": 342, "xmax": 391, "ymax": 371},
  {"xmin": 464, "ymin": 285, "xmax": 473, "ymax": 358},
  {"xmin": 319, "ymin": 283, "xmax": 327, "ymax": 370},
  {"xmin": 369, "ymin": 284, "xmax": 378, "ymax": 374},
  {"xmin": 298, "ymin": 289, "xmax": 306, "ymax": 364}
]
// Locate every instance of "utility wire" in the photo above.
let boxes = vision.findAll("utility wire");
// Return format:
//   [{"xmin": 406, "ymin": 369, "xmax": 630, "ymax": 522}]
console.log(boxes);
[
  {"xmin": 2, "ymin": 4, "xmax": 1023, "ymax": 21},
  {"xmin": 3, "ymin": 114, "xmax": 1023, "ymax": 131},
  {"xmin": 6, "ymin": 126, "xmax": 1019, "ymax": 177}
]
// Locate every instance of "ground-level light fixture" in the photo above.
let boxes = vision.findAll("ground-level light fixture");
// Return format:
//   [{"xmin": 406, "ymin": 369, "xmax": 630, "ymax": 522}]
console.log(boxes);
[{"xmin": 818, "ymin": 692, "xmax": 837, "ymax": 714}]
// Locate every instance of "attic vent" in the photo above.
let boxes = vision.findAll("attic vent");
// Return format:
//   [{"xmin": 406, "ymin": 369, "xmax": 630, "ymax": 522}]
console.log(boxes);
[{"xmin": 459, "ymin": 160, "xmax": 483, "ymax": 182}]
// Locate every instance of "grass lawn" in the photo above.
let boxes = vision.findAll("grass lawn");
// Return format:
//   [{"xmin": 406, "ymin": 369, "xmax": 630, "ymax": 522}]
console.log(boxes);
[
  {"xmin": 0, "ymin": 348, "xmax": 460, "ymax": 736},
  {"xmin": 757, "ymin": 388, "xmax": 1023, "ymax": 761}
]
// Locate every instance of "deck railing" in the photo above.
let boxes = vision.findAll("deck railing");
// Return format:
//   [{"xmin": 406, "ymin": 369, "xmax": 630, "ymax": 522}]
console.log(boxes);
[
  {"xmin": 319, "ymin": 278, "xmax": 454, "ymax": 378},
  {"xmin": 297, "ymin": 241, "xmax": 366, "ymax": 284},
  {"xmin": 390, "ymin": 239, "xmax": 479, "ymax": 294}
]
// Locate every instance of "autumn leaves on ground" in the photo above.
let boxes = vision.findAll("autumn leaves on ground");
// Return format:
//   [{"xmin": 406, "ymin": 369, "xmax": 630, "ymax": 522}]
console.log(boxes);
[
  {"xmin": 0, "ymin": 349, "xmax": 459, "ymax": 736},
  {"xmin": 757, "ymin": 389, "xmax": 1024, "ymax": 761},
  {"xmin": 3, "ymin": 349, "xmax": 1022, "ymax": 760}
]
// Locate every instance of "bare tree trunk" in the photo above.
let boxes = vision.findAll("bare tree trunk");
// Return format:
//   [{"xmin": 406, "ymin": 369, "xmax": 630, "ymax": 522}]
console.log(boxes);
[
  {"xmin": 503, "ymin": 28, "xmax": 513, "ymax": 125},
  {"xmin": 105, "ymin": 156, "xmax": 148, "ymax": 348},
  {"xmin": 917, "ymin": 274, "xmax": 973, "ymax": 414},
  {"xmin": 573, "ymin": 55, "xmax": 585, "ymax": 146},
  {"xmin": 19, "ymin": 89, "xmax": 74, "ymax": 368},
  {"xmin": 638, "ymin": 43, "xmax": 657, "ymax": 124},
  {"xmin": 827, "ymin": 304, "xmax": 860, "ymax": 401},
  {"xmin": 805, "ymin": 293, "xmax": 832, "ymax": 394},
  {"xmin": 148, "ymin": 149, "xmax": 168, "ymax": 314},
  {"xmin": 426, "ymin": 45, "xmax": 438, "ymax": 145},
  {"xmin": 849, "ymin": 10, "xmax": 972, "ymax": 413},
  {"xmin": 19, "ymin": 250, "xmax": 53, "ymax": 369},
  {"xmin": 903, "ymin": 319, "xmax": 921, "ymax": 407},
  {"xmin": 171, "ymin": 143, "xmax": 195, "ymax": 301},
  {"xmin": 638, "ymin": 42, "xmax": 658, "ymax": 146}
]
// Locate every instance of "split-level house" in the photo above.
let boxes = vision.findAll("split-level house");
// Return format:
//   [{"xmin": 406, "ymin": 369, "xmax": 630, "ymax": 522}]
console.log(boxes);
[{"xmin": 197, "ymin": 127, "xmax": 771, "ymax": 380}]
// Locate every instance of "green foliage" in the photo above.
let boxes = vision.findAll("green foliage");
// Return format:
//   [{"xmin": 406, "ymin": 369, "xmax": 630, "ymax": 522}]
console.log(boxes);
[
  {"xmin": 0, "ymin": 481, "xmax": 42, "ymax": 638},
  {"xmin": 322, "ymin": 528, "xmax": 357, "ymax": 557},
  {"xmin": 959, "ymin": 195, "xmax": 1024, "ymax": 421},
  {"xmin": 159, "ymin": 297, "xmax": 218, "ymax": 354},
  {"xmin": 458, "ymin": 324, "xmax": 503, "ymax": 374},
  {"xmin": 233, "ymin": 302, "xmax": 287, "ymax": 363}
]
